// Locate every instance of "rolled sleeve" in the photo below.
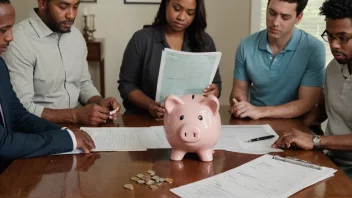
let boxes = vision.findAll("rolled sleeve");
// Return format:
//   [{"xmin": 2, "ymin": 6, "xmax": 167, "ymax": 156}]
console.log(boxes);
[
  {"xmin": 234, "ymin": 41, "xmax": 250, "ymax": 82},
  {"xmin": 79, "ymin": 45, "xmax": 100, "ymax": 105},
  {"xmin": 301, "ymin": 40, "xmax": 326, "ymax": 87},
  {"xmin": 118, "ymin": 33, "xmax": 144, "ymax": 100}
]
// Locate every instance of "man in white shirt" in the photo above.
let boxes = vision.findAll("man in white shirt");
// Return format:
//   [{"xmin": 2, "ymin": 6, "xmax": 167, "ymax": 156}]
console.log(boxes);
[{"xmin": 2, "ymin": 0, "xmax": 120, "ymax": 126}]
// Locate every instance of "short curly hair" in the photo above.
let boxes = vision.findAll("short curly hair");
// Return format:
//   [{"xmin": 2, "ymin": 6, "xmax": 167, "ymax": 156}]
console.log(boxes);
[{"xmin": 320, "ymin": 0, "xmax": 352, "ymax": 19}]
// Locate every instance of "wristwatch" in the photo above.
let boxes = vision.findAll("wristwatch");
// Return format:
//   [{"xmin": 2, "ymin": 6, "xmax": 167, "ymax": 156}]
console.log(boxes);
[{"xmin": 312, "ymin": 135, "xmax": 321, "ymax": 149}]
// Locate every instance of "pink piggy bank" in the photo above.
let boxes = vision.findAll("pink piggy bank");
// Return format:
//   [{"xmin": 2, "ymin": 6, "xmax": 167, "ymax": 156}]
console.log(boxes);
[{"xmin": 164, "ymin": 94, "xmax": 221, "ymax": 162}]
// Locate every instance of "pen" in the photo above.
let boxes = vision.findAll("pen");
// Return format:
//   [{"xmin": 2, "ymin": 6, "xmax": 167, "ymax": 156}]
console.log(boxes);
[{"xmin": 246, "ymin": 135, "xmax": 275, "ymax": 143}]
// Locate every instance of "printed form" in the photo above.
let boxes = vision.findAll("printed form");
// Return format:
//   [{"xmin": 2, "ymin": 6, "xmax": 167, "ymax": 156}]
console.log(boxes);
[{"xmin": 156, "ymin": 48, "xmax": 222, "ymax": 102}]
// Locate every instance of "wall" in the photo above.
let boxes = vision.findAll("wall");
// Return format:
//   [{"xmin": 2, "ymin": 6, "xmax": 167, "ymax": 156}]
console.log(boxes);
[{"xmin": 11, "ymin": 0, "xmax": 251, "ymax": 112}]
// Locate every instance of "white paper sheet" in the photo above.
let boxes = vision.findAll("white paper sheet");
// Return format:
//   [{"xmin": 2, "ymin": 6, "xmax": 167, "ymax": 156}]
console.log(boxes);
[
  {"xmin": 155, "ymin": 48, "xmax": 222, "ymax": 102},
  {"xmin": 141, "ymin": 125, "xmax": 282, "ymax": 154},
  {"xmin": 216, "ymin": 125, "xmax": 282, "ymax": 154},
  {"xmin": 171, "ymin": 154, "xmax": 337, "ymax": 198}
]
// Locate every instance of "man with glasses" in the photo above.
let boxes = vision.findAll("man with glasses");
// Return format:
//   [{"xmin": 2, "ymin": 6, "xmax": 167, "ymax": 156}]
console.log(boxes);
[
  {"xmin": 229, "ymin": 0, "xmax": 326, "ymax": 120},
  {"xmin": 273, "ymin": 0, "xmax": 352, "ymax": 179}
]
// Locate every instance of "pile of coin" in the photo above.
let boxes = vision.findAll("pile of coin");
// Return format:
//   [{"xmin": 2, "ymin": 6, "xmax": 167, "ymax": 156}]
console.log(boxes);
[{"xmin": 124, "ymin": 170, "xmax": 173, "ymax": 190}]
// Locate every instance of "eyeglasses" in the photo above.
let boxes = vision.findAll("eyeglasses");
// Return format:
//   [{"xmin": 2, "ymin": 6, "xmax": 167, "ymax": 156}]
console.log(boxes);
[{"xmin": 321, "ymin": 30, "xmax": 352, "ymax": 45}]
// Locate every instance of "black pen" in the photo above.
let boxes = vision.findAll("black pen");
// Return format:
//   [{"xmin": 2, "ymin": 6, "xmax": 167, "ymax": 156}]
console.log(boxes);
[{"xmin": 246, "ymin": 135, "xmax": 275, "ymax": 143}]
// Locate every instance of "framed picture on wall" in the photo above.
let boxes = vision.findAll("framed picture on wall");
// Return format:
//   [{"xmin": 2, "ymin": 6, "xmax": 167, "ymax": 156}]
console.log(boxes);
[
  {"xmin": 81, "ymin": 0, "xmax": 97, "ymax": 3},
  {"xmin": 124, "ymin": 0, "xmax": 161, "ymax": 4}
]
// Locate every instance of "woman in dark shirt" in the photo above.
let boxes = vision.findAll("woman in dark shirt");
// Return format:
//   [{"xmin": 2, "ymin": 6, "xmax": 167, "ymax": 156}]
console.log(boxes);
[{"xmin": 118, "ymin": 0, "xmax": 222, "ymax": 118}]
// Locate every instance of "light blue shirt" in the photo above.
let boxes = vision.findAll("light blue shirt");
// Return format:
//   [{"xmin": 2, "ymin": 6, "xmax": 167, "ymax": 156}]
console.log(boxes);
[{"xmin": 234, "ymin": 28, "xmax": 325, "ymax": 106}]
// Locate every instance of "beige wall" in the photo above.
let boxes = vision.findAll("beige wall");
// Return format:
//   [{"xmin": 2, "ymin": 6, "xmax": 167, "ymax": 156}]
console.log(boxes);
[{"xmin": 11, "ymin": 0, "xmax": 250, "ymax": 111}]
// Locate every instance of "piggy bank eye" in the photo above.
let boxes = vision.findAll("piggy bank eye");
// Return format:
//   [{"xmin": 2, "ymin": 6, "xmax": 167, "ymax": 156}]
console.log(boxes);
[
  {"xmin": 198, "ymin": 115, "xmax": 203, "ymax": 121},
  {"xmin": 180, "ymin": 115, "xmax": 184, "ymax": 120}
]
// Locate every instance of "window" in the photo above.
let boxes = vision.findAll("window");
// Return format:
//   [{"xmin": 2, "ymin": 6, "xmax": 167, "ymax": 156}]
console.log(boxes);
[{"xmin": 257, "ymin": 0, "xmax": 333, "ymax": 63}]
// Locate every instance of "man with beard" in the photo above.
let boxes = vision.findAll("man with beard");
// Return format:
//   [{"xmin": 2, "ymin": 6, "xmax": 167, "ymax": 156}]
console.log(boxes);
[
  {"xmin": 273, "ymin": 0, "xmax": 352, "ymax": 179},
  {"xmin": 1, "ymin": 0, "xmax": 120, "ymax": 126},
  {"xmin": 0, "ymin": 0, "xmax": 95, "ymax": 173}
]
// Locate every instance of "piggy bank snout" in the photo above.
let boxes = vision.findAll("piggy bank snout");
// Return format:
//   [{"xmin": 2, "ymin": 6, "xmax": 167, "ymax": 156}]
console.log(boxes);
[{"xmin": 179, "ymin": 125, "xmax": 201, "ymax": 143}]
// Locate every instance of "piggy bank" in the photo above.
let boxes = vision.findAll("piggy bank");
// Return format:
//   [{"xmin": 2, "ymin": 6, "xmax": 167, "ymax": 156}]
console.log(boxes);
[{"xmin": 164, "ymin": 94, "xmax": 221, "ymax": 162}]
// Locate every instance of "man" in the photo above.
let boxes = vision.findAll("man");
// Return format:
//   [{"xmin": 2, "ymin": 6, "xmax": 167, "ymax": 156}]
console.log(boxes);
[
  {"xmin": 0, "ymin": 0, "xmax": 95, "ymax": 162},
  {"xmin": 229, "ymin": 0, "xmax": 326, "ymax": 120},
  {"xmin": 273, "ymin": 0, "xmax": 352, "ymax": 179},
  {"xmin": 2, "ymin": 0, "xmax": 120, "ymax": 126}
]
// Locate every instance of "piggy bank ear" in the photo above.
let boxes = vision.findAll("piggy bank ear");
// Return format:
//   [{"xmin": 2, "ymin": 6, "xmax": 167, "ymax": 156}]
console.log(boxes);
[
  {"xmin": 201, "ymin": 95, "xmax": 219, "ymax": 116},
  {"xmin": 165, "ymin": 95, "xmax": 184, "ymax": 114}
]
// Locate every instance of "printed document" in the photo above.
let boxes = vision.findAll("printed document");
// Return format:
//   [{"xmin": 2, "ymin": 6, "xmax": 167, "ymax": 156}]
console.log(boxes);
[
  {"xmin": 156, "ymin": 48, "xmax": 222, "ymax": 102},
  {"xmin": 171, "ymin": 154, "xmax": 336, "ymax": 198}
]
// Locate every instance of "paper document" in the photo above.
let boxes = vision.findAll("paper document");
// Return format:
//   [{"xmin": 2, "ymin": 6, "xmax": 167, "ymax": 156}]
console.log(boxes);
[
  {"xmin": 80, "ymin": 127, "xmax": 147, "ymax": 151},
  {"xmin": 171, "ymin": 154, "xmax": 336, "ymax": 198},
  {"xmin": 141, "ymin": 125, "xmax": 282, "ymax": 154},
  {"xmin": 216, "ymin": 125, "xmax": 282, "ymax": 154},
  {"xmin": 57, "ymin": 127, "xmax": 148, "ymax": 155},
  {"xmin": 156, "ymin": 48, "xmax": 222, "ymax": 102}
]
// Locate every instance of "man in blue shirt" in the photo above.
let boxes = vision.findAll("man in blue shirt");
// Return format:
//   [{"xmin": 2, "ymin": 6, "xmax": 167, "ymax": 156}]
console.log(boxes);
[
  {"xmin": 0, "ymin": 0, "xmax": 95, "ymax": 163},
  {"xmin": 229, "ymin": 0, "xmax": 326, "ymax": 119}
]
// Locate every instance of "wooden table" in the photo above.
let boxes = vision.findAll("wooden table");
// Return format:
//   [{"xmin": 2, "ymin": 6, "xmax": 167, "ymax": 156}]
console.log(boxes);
[{"xmin": 1, "ymin": 107, "xmax": 352, "ymax": 198}]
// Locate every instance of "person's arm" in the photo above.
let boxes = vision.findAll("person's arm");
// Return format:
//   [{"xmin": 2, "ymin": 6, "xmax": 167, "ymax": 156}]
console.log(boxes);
[
  {"xmin": 272, "ymin": 129, "xmax": 352, "ymax": 151},
  {"xmin": 258, "ymin": 86, "xmax": 322, "ymax": 118},
  {"xmin": 302, "ymin": 89, "xmax": 327, "ymax": 126},
  {"xmin": 78, "ymin": 40, "xmax": 101, "ymax": 106},
  {"xmin": 230, "ymin": 40, "xmax": 250, "ymax": 106},
  {"xmin": 229, "ymin": 78, "xmax": 249, "ymax": 106},
  {"xmin": 118, "ymin": 32, "xmax": 165, "ymax": 117}
]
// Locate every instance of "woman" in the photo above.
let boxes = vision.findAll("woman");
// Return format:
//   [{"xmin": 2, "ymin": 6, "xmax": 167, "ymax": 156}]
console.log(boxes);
[{"xmin": 118, "ymin": 0, "xmax": 222, "ymax": 118}]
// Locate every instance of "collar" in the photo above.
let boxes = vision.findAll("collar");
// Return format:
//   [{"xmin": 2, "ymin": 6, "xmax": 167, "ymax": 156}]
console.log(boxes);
[
  {"xmin": 28, "ymin": 8, "xmax": 55, "ymax": 39},
  {"xmin": 259, "ymin": 27, "xmax": 300, "ymax": 52}
]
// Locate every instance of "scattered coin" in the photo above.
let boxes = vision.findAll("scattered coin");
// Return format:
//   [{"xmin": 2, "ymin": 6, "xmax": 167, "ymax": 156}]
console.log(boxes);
[
  {"xmin": 146, "ymin": 180, "xmax": 155, "ymax": 185},
  {"xmin": 124, "ymin": 184, "xmax": 134, "ymax": 190},
  {"xmin": 165, "ymin": 178, "xmax": 173, "ymax": 184},
  {"xmin": 147, "ymin": 170, "xmax": 155, "ymax": 175},
  {"xmin": 137, "ymin": 180, "xmax": 146, "ymax": 184},
  {"xmin": 136, "ymin": 174, "xmax": 144, "ymax": 179},
  {"xmin": 130, "ymin": 177, "xmax": 139, "ymax": 181},
  {"xmin": 125, "ymin": 170, "xmax": 173, "ymax": 191}
]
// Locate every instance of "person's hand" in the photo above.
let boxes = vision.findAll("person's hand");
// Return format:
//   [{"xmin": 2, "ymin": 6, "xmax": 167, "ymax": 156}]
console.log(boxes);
[
  {"xmin": 71, "ymin": 129, "xmax": 96, "ymax": 153},
  {"xmin": 203, "ymin": 84, "xmax": 219, "ymax": 97},
  {"xmin": 272, "ymin": 128, "xmax": 314, "ymax": 150},
  {"xmin": 100, "ymin": 97, "xmax": 121, "ymax": 120},
  {"xmin": 73, "ymin": 104, "xmax": 109, "ymax": 126},
  {"xmin": 231, "ymin": 101, "xmax": 263, "ymax": 120},
  {"xmin": 149, "ymin": 101, "xmax": 165, "ymax": 121}
]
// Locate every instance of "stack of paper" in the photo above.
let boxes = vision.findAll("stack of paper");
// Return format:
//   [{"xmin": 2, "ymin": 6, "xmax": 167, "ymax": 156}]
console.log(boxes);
[{"xmin": 171, "ymin": 154, "xmax": 336, "ymax": 198}]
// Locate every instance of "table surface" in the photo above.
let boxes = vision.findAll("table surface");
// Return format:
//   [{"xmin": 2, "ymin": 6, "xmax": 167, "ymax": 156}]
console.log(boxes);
[{"xmin": 1, "ymin": 107, "xmax": 352, "ymax": 198}]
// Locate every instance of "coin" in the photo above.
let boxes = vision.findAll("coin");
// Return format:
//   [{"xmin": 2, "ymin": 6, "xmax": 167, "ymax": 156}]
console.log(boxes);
[
  {"xmin": 159, "ymin": 178, "xmax": 165, "ymax": 182},
  {"xmin": 147, "ymin": 170, "xmax": 155, "ymax": 175},
  {"xmin": 146, "ymin": 180, "xmax": 155, "ymax": 185},
  {"xmin": 151, "ymin": 176, "xmax": 159, "ymax": 180},
  {"xmin": 150, "ymin": 185, "xmax": 158, "ymax": 190},
  {"xmin": 137, "ymin": 180, "xmax": 145, "ymax": 184},
  {"xmin": 124, "ymin": 184, "xmax": 134, "ymax": 190},
  {"xmin": 130, "ymin": 177, "xmax": 139, "ymax": 181},
  {"xmin": 136, "ymin": 174, "xmax": 144, "ymax": 179},
  {"xmin": 165, "ymin": 178, "xmax": 173, "ymax": 183}
]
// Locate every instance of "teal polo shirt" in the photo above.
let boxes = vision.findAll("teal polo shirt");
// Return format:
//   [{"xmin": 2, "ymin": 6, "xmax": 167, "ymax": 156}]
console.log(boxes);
[{"xmin": 234, "ymin": 28, "xmax": 326, "ymax": 106}]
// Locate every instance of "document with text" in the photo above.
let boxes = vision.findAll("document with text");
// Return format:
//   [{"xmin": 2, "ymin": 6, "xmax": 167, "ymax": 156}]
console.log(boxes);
[
  {"xmin": 171, "ymin": 154, "xmax": 336, "ymax": 198},
  {"xmin": 156, "ymin": 48, "xmax": 222, "ymax": 102}
]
